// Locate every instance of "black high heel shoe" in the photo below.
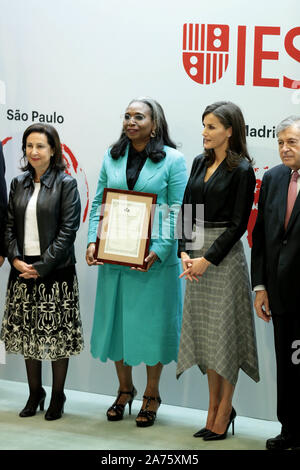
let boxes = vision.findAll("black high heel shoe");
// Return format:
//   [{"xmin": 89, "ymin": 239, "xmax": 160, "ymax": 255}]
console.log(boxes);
[
  {"xmin": 107, "ymin": 387, "xmax": 137, "ymax": 421},
  {"xmin": 45, "ymin": 392, "xmax": 66, "ymax": 421},
  {"xmin": 203, "ymin": 407, "xmax": 236, "ymax": 441},
  {"xmin": 19, "ymin": 388, "xmax": 46, "ymax": 418},
  {"xmin": 194, "ymin": 427, "xmax": 212, "ymax": 438},
  {"xmin": 136, "ymin": 395, "xmax": 161, "ymax": 428}
]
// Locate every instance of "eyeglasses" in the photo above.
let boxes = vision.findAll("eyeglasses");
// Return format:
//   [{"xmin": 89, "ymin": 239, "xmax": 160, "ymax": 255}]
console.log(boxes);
[{"xmin": 122, "ymin": 113, "xmax": 146, "ymax": 123}]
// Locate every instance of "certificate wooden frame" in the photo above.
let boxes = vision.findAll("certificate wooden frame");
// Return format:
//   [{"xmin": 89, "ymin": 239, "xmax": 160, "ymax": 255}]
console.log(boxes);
[{"xmin": 94, "ymin": 188, "xmax": 157, "ymax": 269}]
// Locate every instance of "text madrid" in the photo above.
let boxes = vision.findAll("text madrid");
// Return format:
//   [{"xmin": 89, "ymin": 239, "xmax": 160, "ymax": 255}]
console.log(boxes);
[{"xmin": 6, "ymin": 109, "xmax": 64, "ymax": 124}]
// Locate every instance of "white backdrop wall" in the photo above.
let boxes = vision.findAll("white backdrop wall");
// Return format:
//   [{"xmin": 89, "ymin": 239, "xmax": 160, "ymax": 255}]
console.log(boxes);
[{"xmin": 0, "ymin": 0, "xmax": 299, "ymax": 421}]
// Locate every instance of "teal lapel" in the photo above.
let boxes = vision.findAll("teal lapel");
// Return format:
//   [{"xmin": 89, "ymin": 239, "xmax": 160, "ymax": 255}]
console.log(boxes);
[
  {"xmin": 116, "ymin": 144, "xmax": 165, "ymax": 192},
  {"xmin": 111, "ymin": 146, "xmax": 129, "ymax": 190},
  {"xmin": 134, "ymin": 156, "xmax": 164, "ymax": 192}
]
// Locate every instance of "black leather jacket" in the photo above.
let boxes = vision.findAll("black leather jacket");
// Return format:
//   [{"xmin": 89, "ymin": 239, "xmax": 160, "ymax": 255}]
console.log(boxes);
[
  {"xmin": 5, "ymin": 166, "xmax": 81, "ymax": 277},
  {"xmin": 0, "ymin": 142, "xmax": 7, "ymax": 257}
]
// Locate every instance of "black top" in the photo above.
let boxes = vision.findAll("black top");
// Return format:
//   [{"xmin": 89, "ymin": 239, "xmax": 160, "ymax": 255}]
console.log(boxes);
[
  {"xmin": 0, "ymin": 142, "xmax": 7, "ymax": 256},
  {"xmin": 126, "ymin": 144, "xmax": 148, "ymax": 190},
  {"xmin": 178, "ymin": 154, "xmax": 256, "ymax": 265}
]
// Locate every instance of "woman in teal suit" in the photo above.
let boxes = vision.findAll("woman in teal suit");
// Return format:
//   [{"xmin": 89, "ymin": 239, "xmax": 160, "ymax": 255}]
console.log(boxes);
[{"xmin": 86, "ymin": 97, "xmax": 187, "ymax": 427}]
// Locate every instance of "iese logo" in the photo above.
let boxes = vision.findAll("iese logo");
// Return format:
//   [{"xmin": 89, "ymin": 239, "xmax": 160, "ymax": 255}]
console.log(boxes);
[{"xmin": 182, "ymin": 24, "xmax": 300, "ymax": 88}]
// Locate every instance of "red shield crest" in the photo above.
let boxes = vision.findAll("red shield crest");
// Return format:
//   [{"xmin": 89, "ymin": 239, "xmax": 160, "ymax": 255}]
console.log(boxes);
[{"xmin": 182, "ymin": 24, "xmax": 230, "ymax": 84}]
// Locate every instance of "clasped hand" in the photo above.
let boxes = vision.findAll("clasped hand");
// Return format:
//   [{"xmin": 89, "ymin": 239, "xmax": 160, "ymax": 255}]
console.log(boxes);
[
  {"xmin": 86, "ymin": 243, "xmax": 158, "ymax": 272},
  {"xmin": 179, "ymin": 253, "xmax": 210, "ymax": 281},
  {"xmin": 13, "ymin": 259, "xmax": 39, "ymax": 279}
]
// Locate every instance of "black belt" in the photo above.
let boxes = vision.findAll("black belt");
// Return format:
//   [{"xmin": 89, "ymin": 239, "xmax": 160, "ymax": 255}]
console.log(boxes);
[{"xmin": 195, "ymin": 221, "xmax": 230, "ymax": 228}]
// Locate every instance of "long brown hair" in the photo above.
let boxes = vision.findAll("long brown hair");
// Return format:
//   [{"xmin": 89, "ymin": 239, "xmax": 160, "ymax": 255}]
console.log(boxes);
[{"xmin": 202, "ymin": 101, "xmax": 253, "ymax": 170}]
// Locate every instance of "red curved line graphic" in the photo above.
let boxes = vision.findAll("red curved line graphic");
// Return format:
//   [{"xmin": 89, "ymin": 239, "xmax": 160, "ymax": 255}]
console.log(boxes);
[
  {"xmin": 62, "ymin": 143, "xmax": 78, "ymax": 173},
  {"xmin": 80, "ymin": 168, "xmax": 89, "ymax": 223},
  {"xmin": 2, "ymin": 137, "xmax": 12, "ymax": 146},
  {"xmin": 61, "ymin": 143, "xmax": 89, "ymax": 223}
]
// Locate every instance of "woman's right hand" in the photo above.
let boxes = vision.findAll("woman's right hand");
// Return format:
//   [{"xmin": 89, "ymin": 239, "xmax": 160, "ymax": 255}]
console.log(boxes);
[
  {"xmin": 180, "ymin": 252, "xmax": 197, "ymax": 282},
  {"xmin": 12, "ymin": 258, "xmax": 39, "ymax": 279},
  {"xmin": 85, "ymin": 243, "xmax": 104, "ymax": 266}
]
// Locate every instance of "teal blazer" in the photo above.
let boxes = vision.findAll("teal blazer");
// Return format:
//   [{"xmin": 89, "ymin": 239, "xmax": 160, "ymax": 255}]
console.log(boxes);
[{"xmin": 88, "ymin": 145, "xmax": 187, "ymax": 266}]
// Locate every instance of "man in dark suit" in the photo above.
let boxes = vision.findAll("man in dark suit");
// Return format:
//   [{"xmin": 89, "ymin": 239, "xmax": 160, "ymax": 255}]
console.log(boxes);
[
  {"xmin": 251, "ymin": 115, "xmax": 300, "ymax": 450},
  {"xmin": 0, "ymin": 141, "xmax": 7, "ymax": 267}
]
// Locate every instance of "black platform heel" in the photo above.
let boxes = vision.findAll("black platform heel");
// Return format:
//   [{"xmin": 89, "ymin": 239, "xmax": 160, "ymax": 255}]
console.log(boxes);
[
  {"xmin": 136, "ymin": 395, "xmax": 161, "ymax": 428},
  {"xmin": 203, "ymin": 407, "xmax": 236, "ymax": 441},
  {"xmin": 107, "ymin": 387, "xmax": 137, "ymax": 421},
  {"xmin": 19, "ymin": 388, "xmax": 46, "ymax": 417},
  {"xmin": 45, "ymin": 392, "xmax": 66, "ymax": 421}
]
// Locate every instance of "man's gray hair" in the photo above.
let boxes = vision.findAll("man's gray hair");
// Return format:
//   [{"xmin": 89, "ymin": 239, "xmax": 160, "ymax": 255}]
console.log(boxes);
[{"xmin": 276, "ymin": 115, "xmax": 300, "ymax": 136}]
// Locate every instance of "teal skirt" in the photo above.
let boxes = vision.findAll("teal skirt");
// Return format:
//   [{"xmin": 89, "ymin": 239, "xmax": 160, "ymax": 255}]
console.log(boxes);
[{"xmin": 90, "ymin": 261, "xmax": 183, "ymax": 366}]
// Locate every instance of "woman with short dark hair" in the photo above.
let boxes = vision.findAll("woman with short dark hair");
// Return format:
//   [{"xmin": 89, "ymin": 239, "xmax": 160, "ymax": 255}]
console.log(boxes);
[
  {"xmin": 1, "ymin": 124, "xmax": 83, "ymax": 420},
  {"xmin": 177, "ymin": 101, "xmax": 259, "ymax": 441},
  {"xmin": 86, "ymin": 97, "xmax": 187, "ymax": 427}
]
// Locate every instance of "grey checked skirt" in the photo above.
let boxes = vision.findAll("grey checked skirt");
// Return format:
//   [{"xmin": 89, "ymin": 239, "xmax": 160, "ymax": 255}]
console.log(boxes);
[{"xmin": 176, "ymin": 227, "xmax": 259, "ymax": 386}]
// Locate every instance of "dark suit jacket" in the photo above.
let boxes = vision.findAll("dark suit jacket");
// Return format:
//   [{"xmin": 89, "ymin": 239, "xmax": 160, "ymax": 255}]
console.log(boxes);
[
  {"xmin": 251, "ymin": 164, "xmax": 300, "ymax": 315},
  {"xmin": 0, "ymin": 141, "xmax": 7, "ymax": 257}
]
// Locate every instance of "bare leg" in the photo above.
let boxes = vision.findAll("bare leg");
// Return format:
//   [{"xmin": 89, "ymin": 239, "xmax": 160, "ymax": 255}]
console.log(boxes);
[
  {"xmin": 210, "ymin": 376, "xmax": 235, "ymax": 435},
  {"xmin": 107, "ymin": 359, "xmax": 134, "ymax": 418},
  {"xmin": 206, "ymin": 369, "xmax": 223, "ymax": 430},
  {"xmin": 136, "ymin": 362, "xmax": 163, "ymax": 424}
]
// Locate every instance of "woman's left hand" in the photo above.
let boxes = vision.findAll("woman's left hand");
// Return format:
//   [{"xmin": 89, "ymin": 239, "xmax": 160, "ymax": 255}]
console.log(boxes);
[
  {"xmin": 131, "ymin": 251, "xmax": 158, "ymax": 272},
  {"xmin": 179, "ymin": 257, "xmax": 211, "ymax": 281},
  {"xmin": 19, "ymin": 264, "xmax": 39, "ymax": 279}
]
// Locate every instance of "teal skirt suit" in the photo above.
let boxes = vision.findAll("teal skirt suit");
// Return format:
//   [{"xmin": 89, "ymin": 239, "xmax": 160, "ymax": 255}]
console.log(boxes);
[{"xmin": 88, "ymin": 145, "xmax": 187, "ymax": 366}]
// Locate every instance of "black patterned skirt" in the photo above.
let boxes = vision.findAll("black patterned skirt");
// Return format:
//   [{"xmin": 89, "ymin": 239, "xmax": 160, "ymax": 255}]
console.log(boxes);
[{"xmin": 0, "ymin": 257, "xmax": 84, "ymax": 361}]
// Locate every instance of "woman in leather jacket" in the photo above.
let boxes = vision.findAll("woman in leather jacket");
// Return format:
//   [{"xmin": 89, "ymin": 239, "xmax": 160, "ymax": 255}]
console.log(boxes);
[{"xmin": 0, "ymin": 124, "xmax": 83, "ymax": 420}]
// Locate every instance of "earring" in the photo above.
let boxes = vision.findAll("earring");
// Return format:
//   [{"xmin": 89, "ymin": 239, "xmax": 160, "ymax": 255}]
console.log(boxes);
[{"xmin": 151, "ymin": 130, "xmax": 156, "ymax": 138}]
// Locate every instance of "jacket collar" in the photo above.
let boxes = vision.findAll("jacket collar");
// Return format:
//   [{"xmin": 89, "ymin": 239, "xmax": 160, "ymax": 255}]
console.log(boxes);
[
  {"xmin": 119, "ymin": 144, "xmax": 165, "ymax": 192},
  {"xmin": 23, "ymin": 166, "xmax": 58, "ymax": 189}
]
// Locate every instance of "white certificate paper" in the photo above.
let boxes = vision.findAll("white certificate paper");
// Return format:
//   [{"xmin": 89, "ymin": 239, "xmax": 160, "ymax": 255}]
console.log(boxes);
[
  {"xmin": 104, "ymin": 198, "xmax": 146, "ymax": 258},
  {"xmin": 95, "ymin": 188, "xmax": 157, "ymax": 269}
]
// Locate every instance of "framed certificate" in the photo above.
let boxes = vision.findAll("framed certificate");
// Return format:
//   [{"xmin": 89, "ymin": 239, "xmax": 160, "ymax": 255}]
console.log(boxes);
[{"xmin": 94, "ymin": 188, "xmax": 157, "ymax": 269}]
